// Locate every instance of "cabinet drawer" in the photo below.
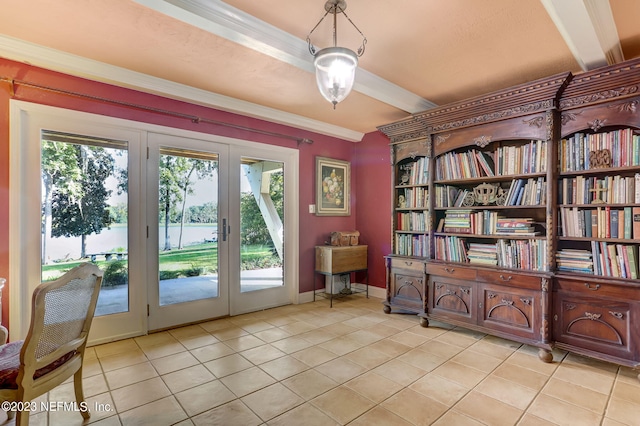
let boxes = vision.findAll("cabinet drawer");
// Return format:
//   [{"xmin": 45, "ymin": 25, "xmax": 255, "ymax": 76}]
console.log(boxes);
[
  {"xmin": 477, "ymin": 269, "xmax": 543, "ymax": 290},
  {"xmin": 426, "ymin": 264, "xmax": 476, "ymax": 280},
  {"xmin": 555, "ymin": 277, "xmax": 640, "ymax": 300},
  {"xmin": 390, "ymin": 257, "xmax": 425, "ymax": 273}
]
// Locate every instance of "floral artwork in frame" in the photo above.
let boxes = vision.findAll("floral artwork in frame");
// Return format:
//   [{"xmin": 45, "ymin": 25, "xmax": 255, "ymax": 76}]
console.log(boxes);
[{"xmin": 316, "ymin": 156, "xmax": 350, "ymax": 216}]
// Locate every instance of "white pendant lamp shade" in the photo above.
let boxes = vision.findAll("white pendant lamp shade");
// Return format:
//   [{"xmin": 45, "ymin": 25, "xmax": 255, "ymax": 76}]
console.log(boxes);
[
  {"xmin": 314, "ymin": 47, "xmax": 358, "ymax": 107},
  {"xmin": 306, "ymin": 0, "xmax": 366, "ymax": 108}
]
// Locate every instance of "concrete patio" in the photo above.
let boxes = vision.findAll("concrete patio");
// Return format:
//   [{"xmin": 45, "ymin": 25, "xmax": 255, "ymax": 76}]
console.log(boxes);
[{"xmin": 95, "ymin": 268, "xmax": 283, "ymax": 316}]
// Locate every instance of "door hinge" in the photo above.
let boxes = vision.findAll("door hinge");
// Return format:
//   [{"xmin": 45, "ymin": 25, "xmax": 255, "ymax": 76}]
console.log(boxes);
[
  {"xmin": 147, "ymin": 304, "xmax": 150, "ymax": 316},
  {"xmin": 147, "ymin": 146, "xmax": 149, "ymax": 159},
  {"xmin": 147, "ymin": 226, "xmax": 149, "ymax": 238}
]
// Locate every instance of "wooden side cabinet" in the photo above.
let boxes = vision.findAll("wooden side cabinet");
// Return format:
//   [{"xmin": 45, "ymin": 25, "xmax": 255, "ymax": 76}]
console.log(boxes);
[{"xmin": 315, "ymin": 245, "xmax": 368, "ymax": 307}]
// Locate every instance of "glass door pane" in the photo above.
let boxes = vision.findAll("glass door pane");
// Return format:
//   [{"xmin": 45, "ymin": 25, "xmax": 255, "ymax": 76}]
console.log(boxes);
[
  {"xmin": 240, "ymin": 159, "xmax": 285, "ymax": 293},
  {"xmin": 40, "ymin": 131, "xmax": 129, "ymax": 316},
  {"xmin": 158, "ymin": 149, "xmax": 220, "ymax": 305}
]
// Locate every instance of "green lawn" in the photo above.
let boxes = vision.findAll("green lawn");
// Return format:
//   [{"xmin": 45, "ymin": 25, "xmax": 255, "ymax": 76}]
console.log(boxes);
[{"xmin": 41, "ymin": 242, "xmax": 281, "ymax": 283}]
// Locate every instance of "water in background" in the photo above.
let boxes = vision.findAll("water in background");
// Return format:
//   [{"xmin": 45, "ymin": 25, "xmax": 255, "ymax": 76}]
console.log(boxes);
[{"xmin": 45, "ymin": 225, "xmax": 217, "ymax": 261}]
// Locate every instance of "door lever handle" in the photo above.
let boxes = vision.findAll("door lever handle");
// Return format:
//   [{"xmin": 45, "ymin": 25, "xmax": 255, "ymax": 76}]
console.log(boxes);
[{"xmin": 222, "ymin": 218, "xmax": 228, "ymax": 241}]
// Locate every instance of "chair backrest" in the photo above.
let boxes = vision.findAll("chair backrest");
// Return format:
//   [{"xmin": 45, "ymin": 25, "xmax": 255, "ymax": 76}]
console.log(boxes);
[{"xmin": 19, "ymin": 263, "xmax": 103, "ymax": 378}]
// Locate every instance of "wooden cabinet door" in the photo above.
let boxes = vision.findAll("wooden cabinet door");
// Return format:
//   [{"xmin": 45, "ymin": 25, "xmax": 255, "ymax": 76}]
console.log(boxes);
[
  {"xmin": 388, "ymin": 268, "xmax": 425, "ymax": 312},
  {"xmin": 478, "ymin": 283, "xmax": 540, "ymax": 340},
  {"xmin": 428, "ymin": 276, "xmax": 475, "ymax": 324},
  {"xmin": 554, "ymin": 292, "xmax": 635, "ymax": 361}
]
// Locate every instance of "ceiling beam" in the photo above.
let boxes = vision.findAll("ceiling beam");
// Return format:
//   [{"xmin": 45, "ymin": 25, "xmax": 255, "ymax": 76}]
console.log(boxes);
[
  {"xmin": 541, "ymin": 0, "xmax": 624, "ymax": 71},
  {"xmin": 134, "ymin": 0, "xmax": 436, "ymax": 113}
]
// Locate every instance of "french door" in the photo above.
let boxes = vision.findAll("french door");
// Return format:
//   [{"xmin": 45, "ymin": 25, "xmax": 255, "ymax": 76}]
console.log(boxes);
[
  {"xmin": 146, "ymin": 134, "xmax": 297, "ymax": 329},
  {"xmin": 10, "ymin": 101, "xmax": 298, "ymax": 344},
  {"xmin": 146, "ymin": 134, "xmax": 230, "ymax": 330}
]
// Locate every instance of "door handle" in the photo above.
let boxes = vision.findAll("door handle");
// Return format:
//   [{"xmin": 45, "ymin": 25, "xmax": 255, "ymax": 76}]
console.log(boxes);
[{"xmin": 222, "ymin": 218, "xmax": 228, "ymax": 241}]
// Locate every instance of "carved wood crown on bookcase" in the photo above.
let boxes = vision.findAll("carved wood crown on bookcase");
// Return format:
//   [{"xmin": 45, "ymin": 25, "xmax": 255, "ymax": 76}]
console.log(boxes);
[
  {"xmin": 377, "ymin": 72, "xmax": 571, "ymax": 144},
  {"xmin": 559, "ymin": 57, "xmax": 640, "ymax": 111}
]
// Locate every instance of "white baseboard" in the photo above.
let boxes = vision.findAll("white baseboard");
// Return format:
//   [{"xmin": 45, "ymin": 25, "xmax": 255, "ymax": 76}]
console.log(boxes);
[{"xmin": 298, "ymin": 283, "xmax": 385, "ymax": 304}]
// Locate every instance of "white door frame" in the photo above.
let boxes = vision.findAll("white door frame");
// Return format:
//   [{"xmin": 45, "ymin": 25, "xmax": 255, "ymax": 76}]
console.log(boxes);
[{"xmin": 9, "ymin": 100, "xmax": 299, "ymax": 344}]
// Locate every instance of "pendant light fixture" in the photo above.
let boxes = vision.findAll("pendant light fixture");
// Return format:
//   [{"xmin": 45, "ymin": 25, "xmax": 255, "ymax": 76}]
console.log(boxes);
[{"xmin": 307, "ymin": 0, "xmax": 367, "ymax": 108}]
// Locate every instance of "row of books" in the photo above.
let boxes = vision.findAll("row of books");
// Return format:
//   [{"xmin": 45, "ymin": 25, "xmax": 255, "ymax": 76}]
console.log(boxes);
[
  {"xmin": 559, "ymin": 206, "xmax": 640, "ymax": 239},
  {"xmin": 496, "ymin": 239, "xmax": 548, "ymax": 271},
  {"xmin": 434, "ymin": 236, "xmax": 468, "ymax": 263},
  {"xmin": 556, "ymin": 244, "xmax": 639, "ymax": 279},
  {"xmin": 434, "ymin": 237, "xmax": 548, "ymax": 271},
  {"xmin": 435, "ymin": 149, "xmax": 495, "ymax": 180},
  {"xmin": 396, "ymin": 212, "xmax": 429, "ymax": 232},
  {"xmin": 558, "ymin": 174, "xmax": 640, "ymax": 205},
  {"xmin": 399, "ymin": 157, "xmax": 429, "ymax": 186},
  {"xmin": 504, "ymin": 177, "xmax": 546, "ymax": 206},
  {"xmin": 397, "ymin": 187, "xmax": 429, "ymax": 209},
  {"xmin": 592, "ymin": 242, "xmax": 638, "ymax": 278},
  {"xmin": 434, "ymin": 185, "xmax": 470, "ymax": 208},
  {"xmin": 559, "ymin": 129, "xmax": 640, "ymax": 172},
  {"xmin": 395, "ymin": 234, "xmax": 429, "ymax": 257},
  {"xmin": 494, "ymin": 141, "xmax": 547, "ymax": 176}
]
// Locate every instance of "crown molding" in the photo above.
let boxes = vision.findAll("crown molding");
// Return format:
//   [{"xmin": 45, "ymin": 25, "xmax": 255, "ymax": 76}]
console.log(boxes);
[
  {"xmin": 0, "ymin": 35, "xmax": 364, "ymax": 142},
  {"xmin": 136, "ymin": 0, "xmax": 435, "ymax": 113}
]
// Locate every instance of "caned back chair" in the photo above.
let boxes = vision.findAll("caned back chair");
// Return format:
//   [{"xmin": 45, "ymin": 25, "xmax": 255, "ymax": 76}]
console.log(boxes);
[{"xmin": 0, "ymin": 263, "xmax": 103, "ymax": 426}]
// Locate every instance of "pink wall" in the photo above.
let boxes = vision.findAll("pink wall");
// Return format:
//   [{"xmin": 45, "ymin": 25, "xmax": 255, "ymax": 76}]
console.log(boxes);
[
  {"xmin": 354, "ymin": 131, "xmax": 392, "ymax": 289},
  {"xmin": 0, "ymin": 59, "xmax": 397, "ymax": 329}
]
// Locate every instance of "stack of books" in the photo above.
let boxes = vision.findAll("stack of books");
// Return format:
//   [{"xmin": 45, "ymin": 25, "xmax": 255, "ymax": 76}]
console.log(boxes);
[
  {"xmin": 556, "ymin": 249, "xmax": 593, "ymax": 274},
  {"xmin": 467, "ymin": 243, "xmax": 498, "ymax": 265},
  {"xmin": 495, "ymin": 217, "xmax": 539, "ymax": 236},
  {"xmin": 443, "ymin": 210, "xmax": 472, "ymax": 233}
]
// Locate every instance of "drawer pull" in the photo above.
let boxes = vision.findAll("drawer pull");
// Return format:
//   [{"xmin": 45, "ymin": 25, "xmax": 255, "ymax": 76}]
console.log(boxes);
[
  {"xmin": 499, "ymin": 275, "xmax": 512, "ymax": 282},
  {"xmin": 584, "ymin": 283, "xmax": 600, "ymax": 291},
  {"xmin": 404, "ymin": 261, "xmax": 413, "ymax": 266},
  {"xmin": 444, "ymin": 267, "xmax": 455, "ymax": 274}
]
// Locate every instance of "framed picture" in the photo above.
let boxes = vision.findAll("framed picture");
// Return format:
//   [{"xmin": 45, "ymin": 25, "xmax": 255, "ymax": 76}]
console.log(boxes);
[{"xmin": 316, "ymin": 156, "xmax": 350, "ymax": 216}]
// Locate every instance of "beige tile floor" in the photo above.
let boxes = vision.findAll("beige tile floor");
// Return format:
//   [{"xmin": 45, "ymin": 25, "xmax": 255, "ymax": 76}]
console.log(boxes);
[{"xmin": 3, "ymin": 296, "xmax": 639, "ymax": 426}]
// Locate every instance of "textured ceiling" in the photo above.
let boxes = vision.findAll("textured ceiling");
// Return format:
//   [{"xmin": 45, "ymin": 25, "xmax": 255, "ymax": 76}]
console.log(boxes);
[{"xmin": 1, "ymin": 0, "xmax": 639, "ymax": 140}]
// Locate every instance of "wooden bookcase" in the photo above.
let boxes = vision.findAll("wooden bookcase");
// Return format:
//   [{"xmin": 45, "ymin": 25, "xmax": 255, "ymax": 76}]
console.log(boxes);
[
  {"xmin": 379, "ymin": 72, "xmax": 570, "ymax": 361},
  {"xmin": 380, "ymin": 59, "xmax": 640, "ymax": 378},
  {"xmin": 553, "ymin": 59, "xmax": 640, "ymax": 371}
]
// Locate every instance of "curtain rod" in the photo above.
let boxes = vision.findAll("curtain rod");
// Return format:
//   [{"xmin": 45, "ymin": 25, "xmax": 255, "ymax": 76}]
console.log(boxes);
[{"xmin": 0, "ymin": 77, "xmax": 314, "ymax": 145}]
